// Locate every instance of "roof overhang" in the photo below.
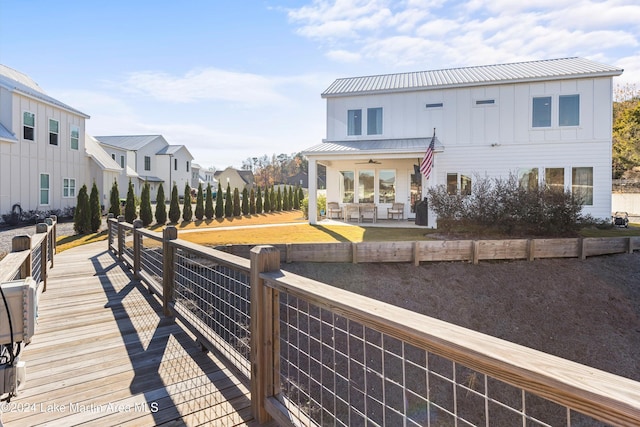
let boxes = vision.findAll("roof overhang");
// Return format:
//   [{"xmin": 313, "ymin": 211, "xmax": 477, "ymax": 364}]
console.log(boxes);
[
  {"xmin": 302, "ymin": 138, "xmax": 444, "ymax": 162},
  {"xmin": 139, "ymin": 175, "xmax": 164, "ymax": 183},
  {"xmin": 0, "ymin": 122, "xmax": 18, "ymax": 143}
]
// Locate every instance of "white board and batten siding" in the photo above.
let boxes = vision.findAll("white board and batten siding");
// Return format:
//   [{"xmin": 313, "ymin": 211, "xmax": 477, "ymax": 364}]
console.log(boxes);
[{"xmin": 0, "ymin": 89, "xmax": 88, "ymax": 214}]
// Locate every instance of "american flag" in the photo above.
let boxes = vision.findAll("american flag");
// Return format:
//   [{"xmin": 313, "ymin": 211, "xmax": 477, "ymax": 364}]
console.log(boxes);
[{"xmin": 420, "ymin": 128, "xmax": 436, "ymax": 180}]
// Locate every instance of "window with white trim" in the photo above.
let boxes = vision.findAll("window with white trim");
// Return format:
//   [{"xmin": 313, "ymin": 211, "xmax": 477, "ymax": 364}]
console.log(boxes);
[
  {"xmin": 63, "ymin": 178, "xmax": 76, "ymax": 198},
  {"xmin": 367, "ymin": 107, "xmax": 382, "ymax": 135},
  {"xmin": 339, "ymin": 171, "xmax": 354, "ymax": 203},
  {"xmin": 347, "ymin": 110, "xmax": 361, "ymax": 136},
  {"xmin": 559, "ymin": 94, "xmax": 579, "ymax": 126},
  {"xmin": 49, "ymin": 119, "xmax": 59, "ymax": 145},
  {"xmin": 532, "ymin": 97, "xmax": 552, "ymax": 127},
  {"xmin": 23, "ymin": 111, "xmax": 35, "ymax": 141},
  {"xmin": 120, "ymin": 155, "xmax": 125, "ymax": 168},
  {"xmin": 518, "ymin": 168, "xmax": 539, "ymax": 191},
  {"xmin": 144, "ymin": 156, "xmax": 151, "ymax": 171},
  {"xmin": 378, "ymin": 170, "xmax": 396, "ymax": 203},
  {"xmin": 545, "ymin": 168, "xmax": 564, "ymax": 192},
  {"xmin": 447, "ymin": 173, "xmax": 472, "ymax": 195},
  {"xmin": 40, "ymin": 174, "xmax": 50, "ymax": 205},
  {"xmin": 572, "ymin": 167, "xmax": 593, "ymax": 206},
  {"xmin": 70, "ymin": 125, "xmax": 79, "ymax": 150}
]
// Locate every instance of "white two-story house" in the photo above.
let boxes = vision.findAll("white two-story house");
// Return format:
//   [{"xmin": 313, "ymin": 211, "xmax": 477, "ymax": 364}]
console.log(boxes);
[
  {"xmin": 0, "ymin": 64, "xmax": 90, "ymax": 216},
  {"xmin": 302, "ymin": 57, "xmax": 623, "ymax": 227},
  {"xmin": 94, "ymin": 135, "xmax": 194, "ymax": 198}
]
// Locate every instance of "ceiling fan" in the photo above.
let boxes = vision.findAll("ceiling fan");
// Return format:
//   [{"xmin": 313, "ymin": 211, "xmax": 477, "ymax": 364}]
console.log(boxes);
[{"xmin": 356, "ymin": 159, "xmax": 381, "ymax": 164}]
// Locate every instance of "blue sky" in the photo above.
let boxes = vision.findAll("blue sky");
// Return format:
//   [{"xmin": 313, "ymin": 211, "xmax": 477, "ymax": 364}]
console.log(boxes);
[{"xmin": 1, "ymin": 0, "xmax": 639, "ymax": 170}]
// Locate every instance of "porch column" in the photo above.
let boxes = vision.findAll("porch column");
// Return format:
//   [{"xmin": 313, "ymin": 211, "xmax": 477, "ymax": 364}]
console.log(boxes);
[{"xmin": 308, "ymin": 158, "xmax": 318, "ymax": 224}]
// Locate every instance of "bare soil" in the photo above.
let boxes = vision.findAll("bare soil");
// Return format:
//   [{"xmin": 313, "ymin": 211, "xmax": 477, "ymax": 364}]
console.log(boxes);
[{"xmin": 284, "ymin": 252, "xmax": 640, "ymax": 382}]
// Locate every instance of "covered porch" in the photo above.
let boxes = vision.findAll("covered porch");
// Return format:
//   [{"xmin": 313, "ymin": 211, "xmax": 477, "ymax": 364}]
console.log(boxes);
[{"xmin": 303, "ymin": 138, "xmax": 442, "ymax": 228}]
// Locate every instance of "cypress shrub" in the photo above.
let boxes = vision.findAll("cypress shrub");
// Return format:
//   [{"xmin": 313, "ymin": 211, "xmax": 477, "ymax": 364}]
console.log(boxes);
[
  {"xmin": 225, "ymin": 183, "xmax": 233, "ymax": 218},
  {"xmin": 288, "ymin": 186, "xmax": 294, "ymax": 210},
  {"xmin": 249, "ymin": 188, "xmax": 256, "ymax": 215},
  {"xmin": 242, "ymin": 188, "xmax": 249, "ymax": 215},
  {"xmin": 169, "ymin": 184, "xmax": 181, "ymax": 223},
  {"xmin": 140, "ymin": 182, "xmax": 153, "ymax": 226},
  {"xmin": 155, "ymin": 183, "xmax": 167, "ymax": 224},
  {"xmin": 124, "ymin": 179, "xmax": 137, "ymax": 223},
  {"xmin": 183, "ymin": 183, "xmax": 192, "ymax": 222},
  {"xmin": 270, "ymin": 187, "xmax": 276, "ymax": 212},
  {"xmin": 74, "ymin": 184, "xmax": 91, "ymax": 234},
  {"xmin": 282, "ymin": 187, "xmax": 289, "ymax": 211},
  {"xmin": 89, "ymin": 182, "xmax": 101, "ymax": 232},
  {"xmin": 109, "ymin": 180, "xmax": 120, "ymax": 217},
  {"xmin": 263, "ymin": 187, "xmax": 270, "ymax": 212},
  {"xmin": 233, "ymin": 188, "xmax": 241, "ymax": 216},
  {"xmin": 293, "ymin": 185, "xmax": 300, "ymax": 210},
  {"xmin": 215, "ymin": 182, "xmax": 224, "ymax": 219},
  {"xmin": 195, "ymin": 183, "xmax": 204, "ymax": 220},
  {"xmin": 276, "ymin": 187, "xmax": 282, "ymax": 211},
  {"xmin": 256, "ymin": 187, "xmax": 263, "ymax": 214},
  {"xmin": 205, "ymin": 183, "xmax": 214, "ymax": 220}
]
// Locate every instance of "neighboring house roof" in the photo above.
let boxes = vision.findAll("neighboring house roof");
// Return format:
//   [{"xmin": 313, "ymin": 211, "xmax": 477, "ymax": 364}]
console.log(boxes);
[
  {"xmin": 303, "ymin": 138, "xmax": 443, "ymax": 156},
  {"xmin": 214, "ymin": 167, "xmax": 255, "ymax": 185},
  {"xmin": 94, "ymin": 135, "xmax": 168, "ymax": 151},
  {"xmin": 156, "ymin": 144, "xmax": 194, "ymax": 160},
  {"xmin": 0, "ymin": 64, "xmax": 90, "ymax": 118},
  {"xmin": 322, "ymin": 57, "xmax": 624, "ymax": 97},
  {"xmin": 0, "ymin": 122, "xmax": 17, "ymax": 143},
  {"xmin": 126, "ymin": 166, "xmax": 139, "ymax": 178},
  {"xmin": 85, "ymin": 134, "xmax": 121, "ymax": 172},
  {"xmin": 139, "ymin": 175, "xmax": 163, "ymax": 182}
]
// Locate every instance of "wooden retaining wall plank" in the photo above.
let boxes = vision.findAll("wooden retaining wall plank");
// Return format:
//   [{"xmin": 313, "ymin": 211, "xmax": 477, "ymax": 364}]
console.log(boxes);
[
  {"xmin": 419, "ymin": 240, "xmax": 474, "ymax": 262},
  {"xmin": 477, "ymin": 239, "xmax": 529, "ymax": 261}
]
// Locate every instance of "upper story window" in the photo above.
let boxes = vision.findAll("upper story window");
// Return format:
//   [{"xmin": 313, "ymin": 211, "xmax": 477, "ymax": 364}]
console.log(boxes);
[
  {"xmin": 532, "ymin": 97, "xmax": 552, "ymax": 128},
  {"xmin": 425, "ymin": 103, "xmax": 443, "ymax": 109},
  {"xmin": 23, "ymin": 111, "xmax": 35, "ymax": 141},
  {"xmin": 475, "ymin": 99, "xmax": 495, "ymax": 106},
  {"xmin": 120, "ymin": 155, "xmax": 125, "ymax": 168},
  {"xmin": 70, "ymin": 125, "xmax": 79, "ymax": 150},
  {"xmin": 347, "ymin": 109, "xmax": 362, "ymax": 136},
  {"xmin": 559, "ymin": 95, "xmax": 579, "ymax": 126},
  {"xmin": 49, "ymin": 119, "xmax": 59, "ymax": 145},
  {"xmin": 186, "ymin": 161, "xmax": 190, "ymax": 172},
  {"xmin": 367, "ymin": 107, "xmax": 382, "ymax": 135},
  {"xmin": 174, "ymin": 158, "xmax": 178, "ymax": 171},
  {"xmin": 144, "ymin": 156, "xmax": 151, "ymax": 171},
  {"xmin": 111, "ymin": 153, "xmax": 116, "ymax": 161}
]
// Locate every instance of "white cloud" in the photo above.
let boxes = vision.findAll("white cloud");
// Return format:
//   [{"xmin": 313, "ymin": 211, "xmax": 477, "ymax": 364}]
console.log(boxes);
[
  {"xmin": 118, "ymin": 68, "xmax": 290, "ymax": 106},
  {"xmin": 326, "ymin": 49, "xmax": 362, "ymax": 62}
]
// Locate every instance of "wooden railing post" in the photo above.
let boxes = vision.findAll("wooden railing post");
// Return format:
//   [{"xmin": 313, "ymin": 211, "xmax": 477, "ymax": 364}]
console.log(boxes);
[
  {"xmin": 250, "ymin": 245, "xmax": 281, "ymax": 424},
  {"xmin": 162, "ymin": 226, "xmax": 178, "ymax": 317},
  {"xmin": 49, "ymin": 214, "xmax": 57, "ymax": 255},
  {"xmin": 133, "ymin": 219, "xmax": 143, "ymax": 280},
  {"xmin": 12, "ymin": 235, "xmax": 32, "ymax": 279},
  {"xmin": 36, "ymin": 223, "xmax": 48, "ymax": 292},
  {"xmin": 44, "ymin": 218, "xmax": 55, "ymax": 267},
  {"xmin": 117, "ymin": 215, "xmax": 125, "ymax": 260},
  {"xmin": 107, "ymin": 213, "xmax": 115, "ymax": 251}
]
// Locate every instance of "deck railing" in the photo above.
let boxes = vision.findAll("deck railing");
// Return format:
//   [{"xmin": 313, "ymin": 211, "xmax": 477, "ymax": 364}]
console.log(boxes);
[
  {"xmin": 108, "ymin": 217, "xmax": 640, "ymax": 426},
  {"xmin": 0, "ymin": 216, "xmax": 57, "ymax": 291}
]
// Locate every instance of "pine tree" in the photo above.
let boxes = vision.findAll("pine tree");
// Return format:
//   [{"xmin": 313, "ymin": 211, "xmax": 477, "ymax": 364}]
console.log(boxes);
[
  {"xmin": 155, "ymin": 183, "xmax": 167, "ymax": 224},
  {"xmin": 205, "ymin": 183, "xmax": 214, "ymax": 220},
  {"xmin": 109, "ymin": 180, "xmax": 120, "ymax": 217},
  {"xmin": 215, "ymin": 182, "xmax": 224, "ymax": 219},
  {"xmin": 140, "ymin": 182, "xmax": 153, "ymax": 226},
  {"xmin": 249, "ymin": 188, "xmax": 256, "ymax": 215},
  {"xmin": 74, "ymin": 184, "xmax": 91, "ymax": 234},
  {"xmin": 241, "ymin": 188, "xmax": 249, "ymax": 215},
  {"xmin": 195, "ymin": 183, "xmax": 204, "ymax": 220},
  {"xmin": 169, "ymin": 184, "xmax": 181, "ymax": 223},
  {"xmin": 124, "ymin": 179, "xmax": 137, "ymax": 223},
  {"xmin": 89, "ymin": 182, "xmax": 101, "ymax": 232},
  {"xmin": 256, "ymin": 187, "xmax": 263, "ymax": 214},
  {"xmin": 183, "ymin": 183, "xmax": 192, "ymax": 222},
  {"xmin": 263, "ymin": 187, "xmax": 270, "ymax": 212},
  {"xmin": 225, "ymin": 183, "xmax": 233, "ymax": 218}
]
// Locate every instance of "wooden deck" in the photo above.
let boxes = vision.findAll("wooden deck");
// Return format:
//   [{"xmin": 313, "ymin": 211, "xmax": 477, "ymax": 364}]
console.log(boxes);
[{"xmin": 2, "ymin": 241, "xmax": 269, "ymax": 426}]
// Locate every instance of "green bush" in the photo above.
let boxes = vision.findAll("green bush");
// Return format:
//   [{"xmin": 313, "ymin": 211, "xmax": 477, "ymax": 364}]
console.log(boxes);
[
  {"xmin": 124, "ymin": 180, "xmax": 137, "ymax": 223},
  {"xmin": 155, "ymin": 183, "xmax": 167, "ymax": 225},
  {"xmin": 249, "ymin": 188, "xmax": 256, "ymax": 215},
  {"xmin": 233, "ymin": 187, "xmax": 241, "ymax": 217},
  {"xmin": 215, "ymin": 182, "xmax": 224, "ymax": 219},
  {"xmin": 183, "ymin": 183, "xmax": 192, "ymax": 222},
  {"xmin": 109, "ymin": 180, "xmax": 120, "ymax": 217},
  {"xmin": 225, "ymin": 183, "xmax": 233, "ymax": 218},
  {"xmin": 242, "ymin": 188, "xmax": 249, "ymax": 215},
  {"xmin": 74, "ymin": 184, "xmax": 91, "ymax": 234},
  {"xmin": 140, "ymin": 182, "xmax": 153, "ymax": 226},
  {"xmin": 301, "ymin": 193, "xmax": 325, "ymax": 219},
  {"xmin": 256, "ymin": 187, "xmax": 263, "ymax": 214},
  {"xmin": 169, "ymin": 184, "xmax": 181, "ymax": 223},
  {"xmin": 263, "ymin": 187, "xmax": 271, "ymax": 212},
  {"xmin": 427, "ymin": 173, "xmax": 585, "ymax": 236},
  {"xmin": 89, "ymin": 182, "xmax": 101, "ymax": 232},
  {"xmin": 205, "ymin": 183, "xmax": 214, "ymax": 220},
  {"xmin": 195, "ymin": 183, "xmax": 204, "ymax": 220}
]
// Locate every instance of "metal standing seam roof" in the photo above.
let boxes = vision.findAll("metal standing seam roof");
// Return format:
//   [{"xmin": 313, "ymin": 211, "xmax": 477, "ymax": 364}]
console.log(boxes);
[
  {"xmin": 0, "ymin": 64, "xmax": 90, "ymax": 118},
  {"xmin": 0, "ymin": 122, "xmax": 17, "ymax": 143},
  {"xmin": 322, "ymin": 57, "xmax": 623, "ymax": 97},
  {"xmin": 302, "ymin": 138, "xmax": 442, "ymax": 156},
  {"xmin": 84, "ymin": 134, "xmax": 121, "ymax": 171},
  {"xmin": 94, "ymin": 135, "xmax": 167, "ymax": 151}
]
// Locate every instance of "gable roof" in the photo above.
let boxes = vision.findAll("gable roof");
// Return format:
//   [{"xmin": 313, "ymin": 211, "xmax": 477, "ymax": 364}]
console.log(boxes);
[
  {"xmin": 85, "ymin": 134, "xmax": 121, "ymax": 172},
  {"xmin": 214, "ymin": 167, "xmax": 255, "ymax": 185},
  {"xmin": 322, "ymin": 57, "xmax": 623, "ymax": 97},
  {"xmin": 94, "ymin": 135, "xmax": 167, "ymax": 151},
  {"xmin": 303, "ymin": 138, "xmax": 442, "ymax": 157},
  {"xmin": 0, "ymin": 64, "xmax": 90, "ymax": 118}
]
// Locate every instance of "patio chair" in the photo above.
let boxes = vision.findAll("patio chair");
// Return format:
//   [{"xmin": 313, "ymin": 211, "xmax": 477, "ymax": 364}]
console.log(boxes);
[
  {"xmin": 344, "ymin": 203, "xmax": 360, "ymax": 222},
  {"xmin": 387, "ymin": 202, "xmax": 404, "ymax": 220},
  {"xmin": 360, "ymin": 203, "xmax": 377, "ymax": 223},
  {"xmin": 327, "ymin": 202, "xmax": 342, "ymax": 219}
]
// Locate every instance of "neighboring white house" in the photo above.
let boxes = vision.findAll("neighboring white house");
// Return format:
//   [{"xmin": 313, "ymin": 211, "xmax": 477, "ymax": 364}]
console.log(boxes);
[
  {"xmin": 0, "ymin": 64, "xmax": 90, "ymax": 216},
  {"xmin": 214, "ymin": 167, "xmax": 255, "ymax": 192},
  {"xmin": 302, "ymin": 57, "xmax": 623, "ymax": 227},
  {"xmin": 94, "ymin": 135, "xmax": 194, "ymax": 198},
  {"xmin": 85, "ymin": 134, "xmax": 121, "ymax": 210}
]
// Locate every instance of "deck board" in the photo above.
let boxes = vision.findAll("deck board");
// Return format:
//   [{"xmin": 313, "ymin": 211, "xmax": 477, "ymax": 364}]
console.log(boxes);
[{"xmin": 2, "ymin": 241, "xmax": 271, "ymax": 426}]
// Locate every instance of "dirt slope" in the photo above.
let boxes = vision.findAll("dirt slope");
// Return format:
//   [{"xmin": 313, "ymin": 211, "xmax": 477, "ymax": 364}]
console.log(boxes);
[{"xmin": 284, "ymin": 252, "xmax": 640, "ymax": 381}]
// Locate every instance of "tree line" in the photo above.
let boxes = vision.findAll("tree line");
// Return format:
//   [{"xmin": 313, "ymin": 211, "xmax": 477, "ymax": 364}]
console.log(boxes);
[
  {"xmin": 74, "ymin": 179, "xmax": 305, "ymax": 233},
  {"xmin": 613, "ymin": 84, "xmax": 640, "ymax": 179}
]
